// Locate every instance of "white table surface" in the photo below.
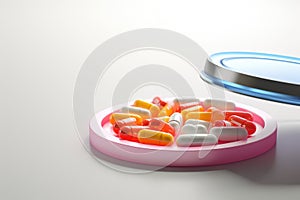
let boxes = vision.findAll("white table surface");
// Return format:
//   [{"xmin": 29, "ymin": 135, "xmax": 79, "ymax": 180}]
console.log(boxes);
[{"xmin": 1, "ymin": 0, "xmax": 300, "ymax": 199}]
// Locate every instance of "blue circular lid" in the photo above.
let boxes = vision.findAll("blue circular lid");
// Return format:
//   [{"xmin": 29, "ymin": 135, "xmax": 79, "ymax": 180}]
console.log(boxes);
[{"xmin": 200, "ymin": 52, "xmax": 300, "ymax": 105}]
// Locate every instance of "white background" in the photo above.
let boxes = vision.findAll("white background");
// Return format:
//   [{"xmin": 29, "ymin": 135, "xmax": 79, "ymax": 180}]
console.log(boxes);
[{"xmin": 1, "ymin": 0, "xmax": 300, "ymax": 199}]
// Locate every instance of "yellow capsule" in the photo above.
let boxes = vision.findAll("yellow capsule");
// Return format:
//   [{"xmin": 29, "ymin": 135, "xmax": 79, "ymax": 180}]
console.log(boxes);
[
  {"xmin": 109, "ymin": 113, "xmax": 143, "ymax": 125},
  {"xmin": 181, "ymin": 105, "xmax": 204, "ymax": 121},
  {"xmin": 138, "ymin": 129, "xmax": 174, "ymax": 146},
  {"xmin": 185, "ymin": 112, "xmax": 211, "ymax": 121},
  {"xmin": 185, "ymin": 110, "xmax": 225, "ymax": 122},
  {"xmin": 157, "ymin": 116, "xmax": 170, "ymax": 123},
  {"xmin": 133, "ymin": 99, "xmax": 160, "ymax": 117},
  {"xmin": 158, "ymin": 103, "xmax": 174, "ymax": 117}
]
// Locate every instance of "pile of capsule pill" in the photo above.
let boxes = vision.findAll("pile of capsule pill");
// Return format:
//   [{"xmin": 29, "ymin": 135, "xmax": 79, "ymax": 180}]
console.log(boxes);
[{"xmin": 109, "ymin": 97, "xmax": 257, "ymax": 147}]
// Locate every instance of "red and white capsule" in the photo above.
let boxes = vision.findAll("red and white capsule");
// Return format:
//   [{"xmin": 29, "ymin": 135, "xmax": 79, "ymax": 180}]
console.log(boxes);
[
  {"xmin": 228, "ymin": 115, "xmax": 256, "ymax": 135},
  {"xmin": 152, "ymin": 96, "xmax": 167, "ymax": 109},
  {"xmin": 113, "ymin": 117, "xmax": 137, "ymax": 134},
  {"xmin": 149, "ymin": 118, "xmax": 175, "ymax": 136},
  {"xmin": 223, "ymin": 111, "xmax": 253, "ymax": 121}
]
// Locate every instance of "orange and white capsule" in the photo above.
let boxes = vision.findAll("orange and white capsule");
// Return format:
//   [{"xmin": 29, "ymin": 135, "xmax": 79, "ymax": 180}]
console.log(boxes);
[
  {"xmin": 115, "ymin": 117, "xmax": 137, "ymax": 127},
  {"xmin": 185, "ymin": 110, "xmax": 225, "ymax": 122},
  {"xmin": 138, "ymin": 129, "xmax": 174, "ymax": 146},
  {"xmin": 121, "ymin": 106, "xmax": 151, "ymax": 119},
  {"xmin": 110, "ymin": 113, "xmax": 143, "ymax": 125},
  {"xmin": 119, "ymin": 126, "xmax": 149, "ymax": 142},
  {"xmin": 181, "ymin": 105, "xmax": 204, "ymax": 121},
  {"xmin": 133, "ymin": 99, "xmax": 160, "ymax": 117}
]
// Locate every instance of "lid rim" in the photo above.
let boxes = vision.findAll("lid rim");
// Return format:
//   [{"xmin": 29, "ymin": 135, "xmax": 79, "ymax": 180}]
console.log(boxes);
[
  {"xmin": 203, "ymin": 58, "xmax": 300, "ymax": 97},
  {"xmin": 201, "ymin": 71, "xmax": 300, "ymax": 106}
]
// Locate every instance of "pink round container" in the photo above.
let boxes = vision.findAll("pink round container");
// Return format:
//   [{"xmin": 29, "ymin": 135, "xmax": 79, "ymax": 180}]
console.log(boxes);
[{"xmin": 89, "ymin": 101, "xmax": 277, "ymax": 167}]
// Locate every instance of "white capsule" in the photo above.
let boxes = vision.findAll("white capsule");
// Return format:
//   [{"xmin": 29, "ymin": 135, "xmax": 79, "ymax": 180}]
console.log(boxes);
[
  {"xmin": 203, "ymin": 99, "xmax": 236, "ymax": 111},
  {"xmin": 196, "ymin": 124, "xmax": 208, "ymax": 133},
  {"xmin": 168, "ymin": 112, "xmax": 183, "ymax": 133},
  {"xmin": 176, "ymin": 134, "xmax": 218, "ymax": 147},
  {"xmin": 184, "ymin": 119, "xmax": 210, "ymax": 129},
  {"xmin": 120, "ymin": 106, "xmax": 151, "ymax": 119},
  {"xmin": 169, "ymin": 121, "xmax": 180, "ymax": 133},
  {"xmin": 173, "ymin": 97, "xmax": 200, "ymax": 104},
  {"xmin": 210, "ymin": 127, "xmax": 248, "ymax": 142},
  {"xmin": 181, "ymin": 124, "xmax": 208, "ymax": 134}
]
